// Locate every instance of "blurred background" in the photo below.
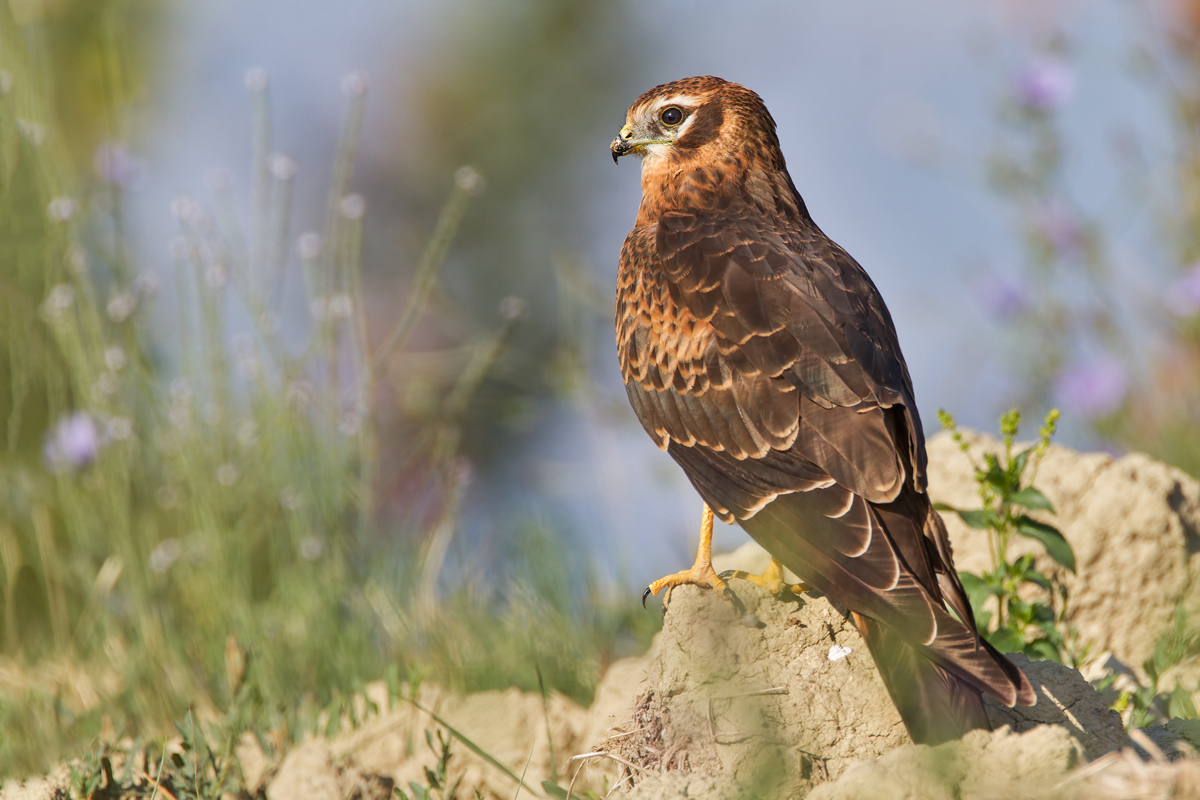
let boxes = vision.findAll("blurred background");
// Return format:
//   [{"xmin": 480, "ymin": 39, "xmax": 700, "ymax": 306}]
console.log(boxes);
[{"xmin": 3, "ymin": 0, "xmax": 1200, "ymax": 776}]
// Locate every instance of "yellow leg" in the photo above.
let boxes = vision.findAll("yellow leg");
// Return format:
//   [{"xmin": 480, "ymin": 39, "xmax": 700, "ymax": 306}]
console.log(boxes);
[
  {"xmin": 643, "ymin": 505, "xmax": 745, "ymax": 613},
  {"xmin": 719, "ymin": 557, "xmax": 808, "ymax": 597}
]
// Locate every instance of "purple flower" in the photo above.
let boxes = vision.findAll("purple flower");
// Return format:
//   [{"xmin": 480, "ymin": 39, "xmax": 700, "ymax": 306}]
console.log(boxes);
[
  {"xmin": 1016, "ymin": 58, "xmax": 1076, "ymax": 112},
  {"xmin": 43, "ymin": 412, "xmax": 104, "ymax": 473},
  {"xmin": 1036, "ymin": 200, "xmax": 1085, "ymax": 259},
  {"xmin": 1053, "ymin": 357, "xmax": 1128, "ymax": 418},
  {"xmin": 93, "ymin": 142, "xmax": 145, "ymax": 188},
  {"xmin": 978, "ymin": 272, "xmax": 1031, "ymax": 319},
  {"xmin": 1167, "ymin": 261, "xmax": 1200, "ymax": 317}
]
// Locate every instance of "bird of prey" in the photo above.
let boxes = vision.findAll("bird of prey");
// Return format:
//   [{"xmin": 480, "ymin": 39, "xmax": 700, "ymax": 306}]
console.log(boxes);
[{"xmin": 610, "ymin": 76, "xmax": 1034, "ymax": 745}]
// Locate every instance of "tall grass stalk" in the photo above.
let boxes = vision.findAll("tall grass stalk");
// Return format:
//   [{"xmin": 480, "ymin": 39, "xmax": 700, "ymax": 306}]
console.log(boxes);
[{"xmin": 0, "ymin": 21, "xmax": 658, "ymax": 779}]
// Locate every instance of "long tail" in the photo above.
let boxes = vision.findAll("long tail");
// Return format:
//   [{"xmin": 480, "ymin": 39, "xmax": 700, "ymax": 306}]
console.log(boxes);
[
  {"xmin": 851, "ymin": 611, "xmax": 990, "ymax": 745},
  {"xmin": 739, "ymin": 486, "xmax": 1033, "ymax": 745}
]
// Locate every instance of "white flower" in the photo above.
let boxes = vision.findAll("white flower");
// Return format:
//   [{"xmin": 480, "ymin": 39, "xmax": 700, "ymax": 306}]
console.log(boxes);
[
  {"xmin": 133, "ymin": 272, "xmax": 160, "ymax": 299},
  {"xmin": 296, "ymin": 232, "xmax": 322, "ymax": 260},
  {"xmin": 216, "ymin": 463, "xmax": 239, "ymax": 487},
  {"xmin": 106, "ymin": 292, "xmax": 138, "ymax": 322},
  {"xmin": 499, "ymin": 296, "xmax": 527, "ymax": 322},
  {"xmin": 149, "ymin": 539, "xmax": 182, "ymax": 574},
  {"xmin": 328, "ymin": 293, "xmax": 353, "ymax": 319},
  {"xmin": 339, "ymin": 194, "xmax": 365, "ymax": 219},
  {"xmin": 47, "ymin": 197, "xmax": 78, "ymax": 222},
  {"xmin": 104, "ymin": 347, "xmax": 127, "ymax": 372},
  {"xmin": 206, "ymin": 168, "xmax": 232, "ymax": 192},
  {"xmin": 17, "ymin": 120, "xmax": 45, "ymax": 146},
  {"xmin": 66, "ymin": 247, "xmax": 88, "ymax": 275},
  {"xmin": 300, "ymin": 536, "xmax": 324, "ymax": 561},
  {"xmin": 40, "ymin": 285, "xmax": 76, "ymax": 322},
  {"xmin": 169, "ymin": 379, "xmax": 192, "ymax": 403},
  {"xmin": 244, "ymin": 66, "xmax": 268, "ymax": 93},
  {"xmin": 90, "ymin": 373, "xmax": 117, "ymax": 402},
  {"xmin": 455, "ymin": 166, "xmax": 485, "ymax": 195},
  {"xmin": 279, "ymin": 486, "xmax": 303, "ymax": 512},
  {"xmin": 270, "ymin": 153, "xmax": 297, "ymax": 181},
  {"xmin": 235, "ymin": 420, "xmax": 257, "ymax": 448},
  {"xmin": 107, "ymin": 417, "xmax": 133, "ymax": 441},
  {"xmin": 340, "ymin": 71, "xmax": 368, "ymax": 98},
  {"xmin": 286, "ymin": 381, "xmax": 312, "ymax": 410},
  {"xmin": 236, "ymin": 347, "xmax": 260, "ymax": 380},
  {"xmin": 205, "ymin": 262, "xmax": 228, "ymax": 290}
]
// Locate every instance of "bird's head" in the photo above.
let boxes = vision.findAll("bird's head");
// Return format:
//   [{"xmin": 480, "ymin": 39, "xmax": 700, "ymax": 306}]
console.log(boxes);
[{"xmin": 610, "ymin": 76, "xmax": 784, "ymax": 172}]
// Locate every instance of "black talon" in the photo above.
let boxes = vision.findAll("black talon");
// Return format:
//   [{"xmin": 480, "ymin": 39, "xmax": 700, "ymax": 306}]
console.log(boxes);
[
  {"xmin": 642, "ymin": 586, "xmax": 652, "ymax": 608},
  {"xmin": 722, "ymin": 586, "xmax": 747, "ymax": 616}
]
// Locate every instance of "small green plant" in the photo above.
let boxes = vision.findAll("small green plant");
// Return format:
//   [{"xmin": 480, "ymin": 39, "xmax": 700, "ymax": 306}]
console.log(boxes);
[
  {"xmin": 936, "ymin": 408, "xmax": 1082, "ymax": 664},
  {"xmin": 394, "ymin": 729, "xmax": 465, "ymax": 800},
  {"xmin": 1106, "ymin": 606, "xmax": 1200, "ymax": 729}
]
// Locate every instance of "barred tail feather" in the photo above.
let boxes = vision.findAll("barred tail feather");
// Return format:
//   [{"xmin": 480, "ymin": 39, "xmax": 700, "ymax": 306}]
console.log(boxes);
[{"xmin": 852, "ymin": 612, "xmax": 991, "ymax": 745}]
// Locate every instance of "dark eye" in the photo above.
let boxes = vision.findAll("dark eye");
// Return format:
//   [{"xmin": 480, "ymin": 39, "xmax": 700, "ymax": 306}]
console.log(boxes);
[{"xmin": 659, "ymin": 106, "xmax": 684, "ymax": 126}]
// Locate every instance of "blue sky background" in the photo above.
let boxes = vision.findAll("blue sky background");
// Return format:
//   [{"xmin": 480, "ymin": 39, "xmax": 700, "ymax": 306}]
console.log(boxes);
[{"xmin": 118, "ymin": 1, "xmax": 1184, "ymax": 586}]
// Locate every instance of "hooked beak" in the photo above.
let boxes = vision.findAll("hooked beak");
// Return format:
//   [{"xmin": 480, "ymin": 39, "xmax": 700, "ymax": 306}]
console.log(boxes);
[{"xmin": 610, "ymin": 123, "xmax": 635, "ymax": 164}]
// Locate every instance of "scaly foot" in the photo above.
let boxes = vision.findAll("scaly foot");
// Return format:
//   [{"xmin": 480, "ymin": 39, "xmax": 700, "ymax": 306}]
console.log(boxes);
[
  {"xmin": 719, "ymin": 557, "xmax": 809, "ymax": 598},
  {"xmin": 643, "ymin": 505, "xmax": 746, "ymax": 614}
]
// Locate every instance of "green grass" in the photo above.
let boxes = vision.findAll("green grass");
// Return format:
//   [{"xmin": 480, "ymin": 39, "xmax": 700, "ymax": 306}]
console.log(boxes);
[{"xmin": 0, "ymin": 10, "xmax": 659, "ymax": 781}]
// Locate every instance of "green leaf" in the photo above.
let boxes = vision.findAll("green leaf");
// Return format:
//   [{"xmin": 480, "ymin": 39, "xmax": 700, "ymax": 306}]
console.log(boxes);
[
  {"xmin": 956, "ymin": 509, "xmax": 996, "ymax": 530},
  {"xmin": 543, "ymin": 781, "xmax": 592, "ymax": 800},
  {"xmin": 1024, "ymin": 638, "xmax": 1063, "ymax": 663},
  {"xmin": 1152, "ymin": 637, "xmax": 1174, "ymax": 680},
  {"xmin": 1009, "ymin": 447, "xmax": 1032, "ymax": 483},
  {"xmin": 957, "ymin": 571, "xmax": 996, "ymax": 614},
  {"xmin": 1006, "ymin": 594, "xmax": 1031, "ymax": 622},
  {"xmin": 987, "ymin": 627, "xmax": 1025, "ymax": 654},
  {"xmin": 1029, "ymin": 603, "xmax": 1055, "ymax": 625},
  {"xmin": 1008, "ymin": 486, "xmax": 1055, "ymax": 513},
  {"xmin": 1022, "ymin": 568, "xmax": 1052, "ymax": 590},
  {"xmin": 983, "ymin": 456, "xmax": 1010, "ymax": 493},
  {"xmin": 1015, "ymin": 516, "xmax": 1076, "ymax": 572},
  {"xmin": 1169, "ymin": 685, "xmax": 1198, "ymax": 720}
]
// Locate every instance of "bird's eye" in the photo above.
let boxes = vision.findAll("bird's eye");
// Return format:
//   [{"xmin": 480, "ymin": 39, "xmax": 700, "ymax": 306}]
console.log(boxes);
[{"xmin": 659, "ymin": 106, "xmax": 684, "ymax": 127}]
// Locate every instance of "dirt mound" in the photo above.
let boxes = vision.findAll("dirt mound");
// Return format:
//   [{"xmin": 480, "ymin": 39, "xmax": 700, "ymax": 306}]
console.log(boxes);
[
  {"xmin": 601, "ymin": 582, "xmax": 907, "ymax": 797},
  {"xmin": 596, "ymin": 571, "xmax": 1133, "ymax": 798},
  {"xmin": 926, "ymin": 430, "xmax": 1200, "ymax": 683}
]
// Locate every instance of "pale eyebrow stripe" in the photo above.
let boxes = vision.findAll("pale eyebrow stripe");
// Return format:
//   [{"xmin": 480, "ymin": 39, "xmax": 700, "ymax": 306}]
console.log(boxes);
[{"xmin": 651, "ymin": 94, "xmax": 703, "ymax": 110}]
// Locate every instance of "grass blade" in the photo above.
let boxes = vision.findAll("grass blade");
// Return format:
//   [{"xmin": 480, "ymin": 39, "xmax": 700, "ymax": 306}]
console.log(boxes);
[{"xmin": 401, "ymin": 695, "xmax": 544, "ymax": 798}]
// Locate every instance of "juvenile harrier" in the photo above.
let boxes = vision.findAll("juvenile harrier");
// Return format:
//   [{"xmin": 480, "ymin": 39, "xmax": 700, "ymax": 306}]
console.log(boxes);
[{"xmin": 610, "ymin": 76, "xmax": 1034, "ymax": 745}]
